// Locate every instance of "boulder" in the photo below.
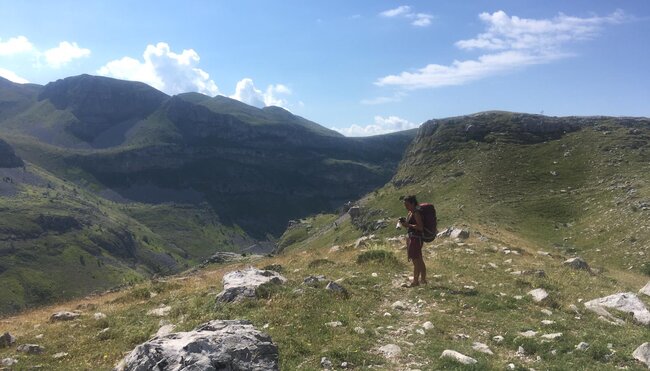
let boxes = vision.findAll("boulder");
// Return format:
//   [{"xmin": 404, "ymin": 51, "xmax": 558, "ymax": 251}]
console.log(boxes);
[
  {"xmin": 94, "ymin": 312, "xmax": 107, "ymax": 320},
  {"xmin": 472, "ymin": 342, "xmax": 493, "ymax": 355},
  {"xmin": 216, "ymin": 268, "xmax": 286, "ymax": 303},
  {"xmin": 0, "ymin": 332, "xmax": 16, "ymax": 348},
  {"xmin": 115, "ymin": 320, "xmax": 279, "ymax": 371},
  {"xmin": 528, "ymin": 288, "xmax": 549, "ymax": 302},
  {"xmin": 325, "ymin": 281, "xmax": 348, "ymax": 296},
  {"xmin": 640, "ymin": 282, "xmax": 650, "ymax": 297},
  {"xmin": 633, "ymin": 343, "xmax": 650, "ymax": 368},
  {"xmin": 564, "ymin": 257, "xmax": 590, "ymax": 270},
  {"xmin": 16, "ymin": 344, "xmax": 44, "ymax": 354},
  {"xmin": 450, "ymin": 228, "xmax": 470, "ymax": 240},
  {"xmin": 440, "ymin": 350, "xmax": 477, "ymax": 365},
  {"xmin": 50, "ymin": 311, "xmax": 81, "ymax": 322},
  {"xmin": 584, "ymin": 292, "xmax": 650, "ymax": 325}
]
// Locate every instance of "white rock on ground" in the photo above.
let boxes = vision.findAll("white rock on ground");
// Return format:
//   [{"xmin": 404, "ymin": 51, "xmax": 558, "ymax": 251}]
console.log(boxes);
[
  {"xmin": 440, "ymin": 350, "xmax": 477, "ymax": 365},
  {"xmin": 584, "ymin": 292, "xmax": 650, "ymax": 325},
  {"xmin": 493, "ymin": 335, "xmax": 505, "ymax": 343},
  {"xmin": 639, "ymin": 282, "xmax": 650, "ymax": 297},
  {"xmin": 541, "ymin": 333, "xmax": 563, "ymax": 340},
  {"xmin": 354, "ymin": 327, "xmax": 365, "ymax": 334},
  {"xmin": 115, "ymin": 320, "xmax": 279, "ymax": 370},
  {"xmin": 147, "ymin": 305, "xmax": 172, "ymax": 317},
  {"xmin": 633, "ymin": 342, "xmax": 650, "ymax": 368},
  {"xmin": 422, "ymin": 321, "xmax": 434, "ymax": 331},
  {"xmin": 472, "ymin": 342, "xmax": 494, "ymax": 355},
  {"xmin": 325, "ymin": 321, "xmax": 342, "ymax": 328},
  {"xmin": 450, "ymin": 228, "xmax": 470, "ymax": 240},
  {"xmin": 16, "ymin": 344, "xmax": 44, "ymax": 354},
  {"xmin": 155, "ymin": 324, "xmax": 176, "ymax": 337},
  {"xmin": 50, "ymin": 311, "xmax": 81, "ymax": 322},
  {"xmin": 378, "ymin": 344, "xmax": 401, "ymax": 358},
  {"xmin": 528, "ymin": 288, "xmax": 549, "ymax": 302},
  {"xmin": 52, "ymin": 352, "xmax": 68, "ymax": 359},
  {"xmin": 391, "ymin": 301, "xmax": 407, "ymax": 310},
  {"xmin": 93, "ymin": 312, "xmax": 107, "ymax": 320},
  {"xmin": 1, "ymin": 358, "xmax": 18, "ymax": 367},
  {"xmin": 519, "ymin": 330, "xmax": 537, "ymax": 338},
  {"xmin": 563, "ymin": 257, "xmax": 590, "ymax": 270},
  {"xmin": 576, "ymin": 342, "xmax": 590, "ymax": 351},
  {"xmin": 216, "ymin": 267, "xmax": 287, "ymax": 303}
]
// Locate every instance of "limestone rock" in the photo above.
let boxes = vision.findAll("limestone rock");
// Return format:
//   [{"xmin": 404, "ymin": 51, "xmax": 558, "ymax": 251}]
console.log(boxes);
[
  {"xmin": 321, "ymin": 357, "xmax": 333, "ymax": 369},
  {"xmin": 564, "ymin": 257, "xmax": 590, "ymax": 270},
  {"xmin": 354, "ymin": 327, "xmax": 365, "ymax": 334},
  {"xmin": 492, "ymin": 335, "xmax": 504, "ymax": 343},
  {"xmin": 216, "ymin": 267, "xmax": 286, "ymax": 303},
  {"xmin": 584, "ymin": 292, "xmax": 650, "ymax": 325},
  {"xmin": 378, "ymin": 344, "xmax": 401, "ymax": 358},
  {"xmin": 472, "ymin": 342, "xmax": 493, "ymax": 355},
  {"xmin": 541, "ymin": 333, "xmax": 563, "ymax": 340},
  {"xmin": 147, "ymin": 305, "xmax": 172, "ymax": 317},
  {"xmin": 325, "ymin": 321, "xmax": 343, "ymax": 328},
  {"xmin": 440, "ymin": 350, "xmax": 477, "ymax": 365},
  {"xmin": 519, "ymin": 330, "xmax": 537, "ymax": 338},
  {"xmin": 156, "ymin": 324, "xmax": 176, "ymax": 337},
  {"xmin": 52, "ymin": 352, "xmax": 68, "ymax": 359},
  {"xmin": 325, "ymin": 281, "xmax": 348, "ymax": 296},
  {"xmin": 528, "ymin": 288, "xmax": 549, "ymax": 302},
  {"xmin": 115, "ymin": 320, "xmax": 279, "ymax": 371},
  {"xmin": 450, "ymin": 228, "xmax": 470, "ymax": 240},
  {"xmin": 94, "ymin": 312, "xmax": 107, "ymax": 320},
  {"xmin": 576, "ymin": 342, "xmax": 590, "ymax": 351},
  {"xmin": 391, "ymin": 301, "xmax": 407, "ymax": 310},
  {"xmin": 640, "ymin": 282, "xmax": 650, "ymax": 297},
  {"xmin": 633, "ymin": 342, "xmax": 650, "ymax": 368},
  {"xmin": 1, "ymin": 358, "xmax": 18, "ymax": 367},
  {"xmin": 50, "ymin": 311, "xmax": 81, "ymax": 322},
  {"xmin": 0, "ymin": 332, "xmax": 16, "ymax": 348},
  {"xmin": 16, "ymin": 344, "xmax": 44, "ymax": 354},
  {"xmin": 422, "ymin": 321, "xmax": 434, "ymax": 331}
]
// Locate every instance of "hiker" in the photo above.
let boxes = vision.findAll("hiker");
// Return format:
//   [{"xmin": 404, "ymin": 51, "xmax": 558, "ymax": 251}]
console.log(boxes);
[{"xmin": 399, "ymin": 195, "xmax": 427, "ymax": 287}]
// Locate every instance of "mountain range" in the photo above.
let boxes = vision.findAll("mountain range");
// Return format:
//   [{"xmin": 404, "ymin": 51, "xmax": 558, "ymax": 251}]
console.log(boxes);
[{"xmin": 0, "ymin": 74, "xmax": 416, "ymax": 313}]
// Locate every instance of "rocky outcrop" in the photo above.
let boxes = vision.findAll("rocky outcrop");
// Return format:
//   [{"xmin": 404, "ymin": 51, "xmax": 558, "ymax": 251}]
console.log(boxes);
[
  {"xmin": 564, "ymin": 257, "xmax": 590, "ymax": 271},
  {"xmin": 49, "ymin": 311, "xmax": 81, "ymax": 322},
  {"xmin": 584, "ymin": 292, "xmax": 650, "ymax": 325},
  {"xmin": 115, "ymin": 320, "xmax": 279, "ymax": 371},
  {"xmin": 633, "ymin": 343, "xmax": 650, "ymax": 368},
  {"xmin": 216, "ymin": 268, "xmax": 286, "ymax": 303}
]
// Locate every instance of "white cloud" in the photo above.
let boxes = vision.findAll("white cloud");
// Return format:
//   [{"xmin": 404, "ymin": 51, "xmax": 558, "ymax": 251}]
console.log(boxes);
[
  {"xmin": 336, "ymin": 115, "xmax": 419, "ymax": 137},
  {"xmin": 97, "ymin": 42, "xmax": 219, "ymax": 96},
  {"xmin": 0, "ymin": 67, "xmax": 29, "ymax": 83},
  {"xmin": 376, "ymin": 10, "xmax": 626, "ymax": 89},
  {"xmin": 379, "ymin": 5, "xmax": 434, "ymax": 27},
  {"xmin": 0, "ymin": 36, "xmax": 34, "ymax": 56},
  {"xmin": 43, "ymin": 41, "xmax": 90, "ymax": 68},
  {"xmin": 412, "ymin": 13, "xmax": 434, "ymax": 27},
  {"xmin": 230, "ymin": 78, "xmax": 291, "ymax": 108},
  {"xmin": 380, "ymin": 6, "xmax": 411, "ymax": 18}
]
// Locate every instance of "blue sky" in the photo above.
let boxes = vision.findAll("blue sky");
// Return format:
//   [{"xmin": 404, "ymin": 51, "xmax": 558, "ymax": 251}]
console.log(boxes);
[{"xmin": 1, "ymin": 1, "xmax": 648, "ymax": 136}]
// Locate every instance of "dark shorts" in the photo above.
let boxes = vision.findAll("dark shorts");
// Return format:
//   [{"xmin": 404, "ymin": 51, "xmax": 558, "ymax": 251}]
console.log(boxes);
[{"xmin": 407, "ymin": 235, "xmax": 423, "ymax": 261}]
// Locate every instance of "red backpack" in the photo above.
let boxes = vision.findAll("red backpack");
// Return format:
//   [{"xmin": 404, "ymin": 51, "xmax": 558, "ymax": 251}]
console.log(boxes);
[{"xmin": 419, "ymin": 203, "xmax": 438, "ymax": 242}]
